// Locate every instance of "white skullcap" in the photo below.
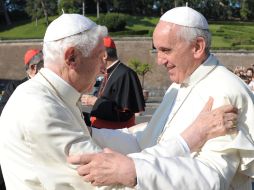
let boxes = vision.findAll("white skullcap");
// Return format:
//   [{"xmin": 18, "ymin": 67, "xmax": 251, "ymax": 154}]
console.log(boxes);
[
  {"xmin": 160, "ymin": 7, "xmax": 208, "ymax": 30},
  {"xmin": 44, "ymin": 14, "xmax": 97, "ymax": 42}
]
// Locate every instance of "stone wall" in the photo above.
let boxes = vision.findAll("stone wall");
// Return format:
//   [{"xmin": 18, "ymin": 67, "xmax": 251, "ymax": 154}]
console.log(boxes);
[{"xmin": 0, "ymin": 38, "xmax": 253, "ymax": 96}]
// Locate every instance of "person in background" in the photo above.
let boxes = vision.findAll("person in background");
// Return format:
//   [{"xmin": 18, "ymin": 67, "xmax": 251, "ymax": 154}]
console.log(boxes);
[
  {"xmin": 81, "ymin": 36, "xmax": 145, "ymax": 129},
  {"xmin": 0, "ymin": 49, "xmax": 43, "ymax": 115},
  {"xmin": 69, "ymin": 7, "xmax": 254, "ymax": 190},
  {"xmin": 246, "ymin": 67, "xmax": 254, "ymax": 92},
  {"xmin": 0, "ymin": 49, "xmax": 43, "ymax": 190},
  {"xmin": 91, "ymin": 75, "xmax": 104, "ymax": 97}
]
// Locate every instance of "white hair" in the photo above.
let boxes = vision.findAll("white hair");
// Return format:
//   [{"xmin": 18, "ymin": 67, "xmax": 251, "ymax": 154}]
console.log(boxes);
[
  {"xmin": 177, "ymin": 26, "xmax": 211, "ymax": 54},
  {"xmin": 43, "ymin": 25, "xmax": 108, "ymax": 66}
]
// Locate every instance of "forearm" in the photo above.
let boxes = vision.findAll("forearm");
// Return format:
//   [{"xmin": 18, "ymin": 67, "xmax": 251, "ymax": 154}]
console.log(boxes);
[
  {"xmin": 129, "ymin": 136, "xmax": 240, "ymax": 190},
  {"xmin": 131, "ymin": 135, "xmax": 190, "ymax": 158},
  {"xmin": 92, "ymin": 127, "xmax": 141, "ymax": 155},
  {"xmin": 130, "ymin": 155, "xmax": 223, "ymax": 190}
]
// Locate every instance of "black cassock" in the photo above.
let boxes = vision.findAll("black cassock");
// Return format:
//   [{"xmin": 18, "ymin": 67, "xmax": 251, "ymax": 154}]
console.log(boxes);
[
  {"xmin": 90, "ymin": 61, "xmax": 145, "ymax": 128},
  {"xmin": 0, "ymin": 77, "xmax": 28, "ymax": 115}
]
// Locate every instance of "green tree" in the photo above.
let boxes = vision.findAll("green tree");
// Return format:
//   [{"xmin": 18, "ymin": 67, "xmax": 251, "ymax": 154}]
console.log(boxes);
[
  {"xmin": 25, "ymin": 0, "xmax": 57, "ymax": 26},
  {"xmin": 0, "ymin": 0, "xmax": 11, "ymax": 25},
  {"xmin": 58, "ymin": 0, "xmax": 82, "ymax": 14},
  {"xmin": 128, "ymin": 59, "xmax": 151, "ymax": 89},
  {"xmin": 240, "ymin": 0, "xmax": 254, "ymax": 20}
]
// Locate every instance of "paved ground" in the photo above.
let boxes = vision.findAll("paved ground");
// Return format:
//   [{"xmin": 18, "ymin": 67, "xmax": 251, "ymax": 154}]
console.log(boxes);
[{"xmin": 136, "ymin": 97, "xmax": 162, "ymax": 124}]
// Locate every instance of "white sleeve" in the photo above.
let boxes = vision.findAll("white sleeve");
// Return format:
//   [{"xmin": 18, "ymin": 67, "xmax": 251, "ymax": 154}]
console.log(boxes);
[
  {"xmin": 92, "ymin": 127, "xmax": 141, "ymax": 155},
  {"xmin": 130, "ymin": 135, "xmax": 190, "ymax": 158},
  {"xmin": 131, "ymin": 156, "xmax": 223, "ymax": 190},
  {"xmin": 128, "ymin": 135, "xmax": 240, "ymax": 190}
]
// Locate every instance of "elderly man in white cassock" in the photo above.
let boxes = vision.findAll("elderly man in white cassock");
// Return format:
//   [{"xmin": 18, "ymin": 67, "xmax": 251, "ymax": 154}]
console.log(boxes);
[{"xmin": 68, "ymin": 7, "xmax": 254, "ymax": 190}]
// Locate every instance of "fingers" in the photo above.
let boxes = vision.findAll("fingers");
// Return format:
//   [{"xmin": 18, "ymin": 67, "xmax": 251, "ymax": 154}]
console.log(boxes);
[
  {"xmin": 67, "ymin": 155, "xmax": 82, "ymax": 165},
  {"xmin": 224, "ymin": 112, "xmax": 238, "ymax": 119},
  {"xmin": 103, "ymin": 148, "xmax": 114, "ymax": 153},
  {"xmin": 77, "ymin": 165, "xmax": 90, "ymax": 176},
  {"xmin": 81, "ymin": 95, "xmax": 92, "ymax": 105},
  {"xmin": 81, "ymin": 96, "xmax": 87, "ymax": 105},
  {"xmin": 80, "ymin": 160, "xmax": 112, "ymax": 187},
  {"xmin": 224, "ymin": 119, "xmax": 238, "ymax": 130},
  {"xmin": 214, "ymin": 104, "xmax": 238, "ymax": 114},
  {"xmin": 67, "ymin": 154, "xmax": 94, "ymax": 165},
  {"xmin": 84, "ymin": 174, "xmax": 107, "ymax": 187},
  {"xmin": 213, "ymin": 115, "xmax": 238, "ymax": 136},
  {"xmin": 223, "ymin": 111, "xmax": 238, "ymax": 129},
  {"xmin": 227, "ymin": 127, "xmax": 238, "ymax": 134},
  {"xmin": 83, "ymin": 174, "xmax": 94, "ymax": 184},
  {"xmin": 201, "ymin": 97, "xmax": 214, "ymax": 113}
]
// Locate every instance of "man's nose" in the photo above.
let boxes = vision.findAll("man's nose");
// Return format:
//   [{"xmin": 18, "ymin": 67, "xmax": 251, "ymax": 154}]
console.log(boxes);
[{"xmin": 157, "ymin": 54, "xmax": 167, "ymax": 66}]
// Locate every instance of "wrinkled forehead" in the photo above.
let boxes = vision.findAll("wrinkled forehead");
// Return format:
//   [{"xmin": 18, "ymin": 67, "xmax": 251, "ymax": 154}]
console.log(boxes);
[
  {"xmin": 154, "ymin": 21, "xmax": 180, "ymax": 37},
  {"xmin": 153, "ymin": 21, "xmax": 180, "ymax": 45}
]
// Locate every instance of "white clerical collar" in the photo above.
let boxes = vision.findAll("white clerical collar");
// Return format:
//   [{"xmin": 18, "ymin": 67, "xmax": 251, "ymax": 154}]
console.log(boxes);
[
  {"xmin": 181, "ymin": 54, "xmax": 219, "ymax": 87},
  {"xmin": 38, "ymin": 68, "xmax": 81, "ymax": 106},
  {"xmin": 107, "ymin": 60, "xmax": 120, "ymax": 70}
]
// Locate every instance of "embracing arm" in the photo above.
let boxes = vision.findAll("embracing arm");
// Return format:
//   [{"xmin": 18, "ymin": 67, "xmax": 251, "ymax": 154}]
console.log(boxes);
[{"xmin": 67, "ymin": 98, "xmax": 238, "ymax": 188}]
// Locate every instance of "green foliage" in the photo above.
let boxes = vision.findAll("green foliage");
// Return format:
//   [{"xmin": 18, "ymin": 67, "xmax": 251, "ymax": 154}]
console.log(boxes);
[
  {"xmin": 209, "ymin": 22, "xmax": 254, "ymax": 50},
  {"xmin": 128, "ymin": 59, "xmax": 152, "ymax": 88},
  {"xmin": 148, "ymin": 29, "xmax": 154, "ymax": 37},
  {"xmin": 25, "ymin": 0, "xmax": 57, "ymax": 22},
  {"xmin": 110, "ymin": 30, "xmax": 149, "ymax": 37},
  {"xmin": 0, "ymin": 15, "xmax": 254, "ymax": 51},
  {"xmin": 240, "ymin": 2, "xmax": 249, "ymax": 21},
  {"xmin": 96, "ymin": 13, "xmax": 128, "ymax": 32},
  {"xmin": 0, "ymin": 17, "xmax": 52, "ymax": 39},
  {"xmin": 58, "ymin": 0, "xmax": 82, "ymax": 14}
]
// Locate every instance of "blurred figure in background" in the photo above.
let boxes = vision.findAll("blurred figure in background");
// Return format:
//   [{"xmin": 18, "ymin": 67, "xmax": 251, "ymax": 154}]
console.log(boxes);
[
  {"xmin": 0, "ymin": 49, "xmax": 43, "ymax": 115},
  {"xmin": 233, "ymin": 66, "xmax": 254, "ymax": 87},
  {"xmin": 246, "ymin": 67, "xmax": 254, "ymax": 92}
]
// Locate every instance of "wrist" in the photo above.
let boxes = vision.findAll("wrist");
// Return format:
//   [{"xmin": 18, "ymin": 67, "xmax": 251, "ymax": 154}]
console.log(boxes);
[
  {"xmin": 119, "ymin": 157, "xmax": 137, "ymax": 187},
  {"xmin": 181, "ymin": 124, "xmax": 204, "ymax": 152}
]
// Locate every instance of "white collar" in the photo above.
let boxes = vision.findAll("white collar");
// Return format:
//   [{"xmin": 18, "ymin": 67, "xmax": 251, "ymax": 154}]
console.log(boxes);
[
  {"xmin": 181, "ymin": 54, "xmax": 219, "ymax": 87},
  {"xmin": 107, "ymin": 60, "xmax": 120, "ymax": 70},
  {"xmin": 37, "ymin": 68, "xmax": 81, "ymax": 106}
]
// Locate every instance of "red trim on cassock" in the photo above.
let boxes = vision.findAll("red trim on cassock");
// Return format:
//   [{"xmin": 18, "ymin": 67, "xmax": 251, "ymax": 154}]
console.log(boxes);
[{"xmin": 90, "ymin": 115, "xmax": 135, "ymax": 129}]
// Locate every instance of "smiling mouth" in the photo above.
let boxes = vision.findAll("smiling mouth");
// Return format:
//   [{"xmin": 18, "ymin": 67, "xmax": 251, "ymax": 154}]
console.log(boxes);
[{"xmin": 167, "ymin": 65, "xmax": 175, "ymax": 71}]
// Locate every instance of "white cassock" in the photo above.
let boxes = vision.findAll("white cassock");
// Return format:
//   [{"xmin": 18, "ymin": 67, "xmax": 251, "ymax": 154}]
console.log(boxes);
[
  {"xmin": 0, "ymin": 68, "xmax": 138, "ymax": 190},
  {"xmin": 132, "ymin": 54, "xmax": 254, "ymax": 190},
  {"xmin": 94, "ymin": 54, "xmax": 254, "ymax": 190}
]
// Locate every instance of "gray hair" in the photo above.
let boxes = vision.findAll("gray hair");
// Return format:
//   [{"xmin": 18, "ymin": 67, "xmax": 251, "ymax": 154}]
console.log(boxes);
[
  {"xmin": 43, "ymin": 25, "xmax": 108, "ymax": 65},
  {"xmin": 177, "ymin": 26, "xmax": 211, "ymax": 55}
]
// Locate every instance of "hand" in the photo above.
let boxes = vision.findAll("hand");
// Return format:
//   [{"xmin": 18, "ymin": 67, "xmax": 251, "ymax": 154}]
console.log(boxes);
[
  {"xmin": 81, "ymin": 94, "xmax": 97, "ymax": 106},
  {"xmin": 181, "ymin": 97, "xmax": 238, "ymax": 152},
  {"xmin": 67, "ymin": 148, "xmax": 137, "ymax": 187}
]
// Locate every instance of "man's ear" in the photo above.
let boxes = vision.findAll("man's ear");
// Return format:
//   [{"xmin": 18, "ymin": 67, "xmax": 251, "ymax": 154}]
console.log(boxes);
[
  {"xmin": 193, "ymin": 37, "xmax": 206, "ymax": 59},
  {"xmin": 103, "ymin": 51, "xmax": 108, "ymax": 61},
  {"xmin": 65, "ymin": 47, "xmax": 76, "ymax": 68},
  {"xmin": 30, "ymin": 64, "xmax": 37, "ymax": 75}
]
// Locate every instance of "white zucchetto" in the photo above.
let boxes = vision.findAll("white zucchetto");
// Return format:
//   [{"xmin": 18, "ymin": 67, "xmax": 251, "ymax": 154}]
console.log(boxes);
[
  {"xmin": 160, "ymin": 7, "xmax": 209, "ymax": 30},
  {"xmin": 44, "ymin": 14, "xmax": 97, "ymax": 42}
]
